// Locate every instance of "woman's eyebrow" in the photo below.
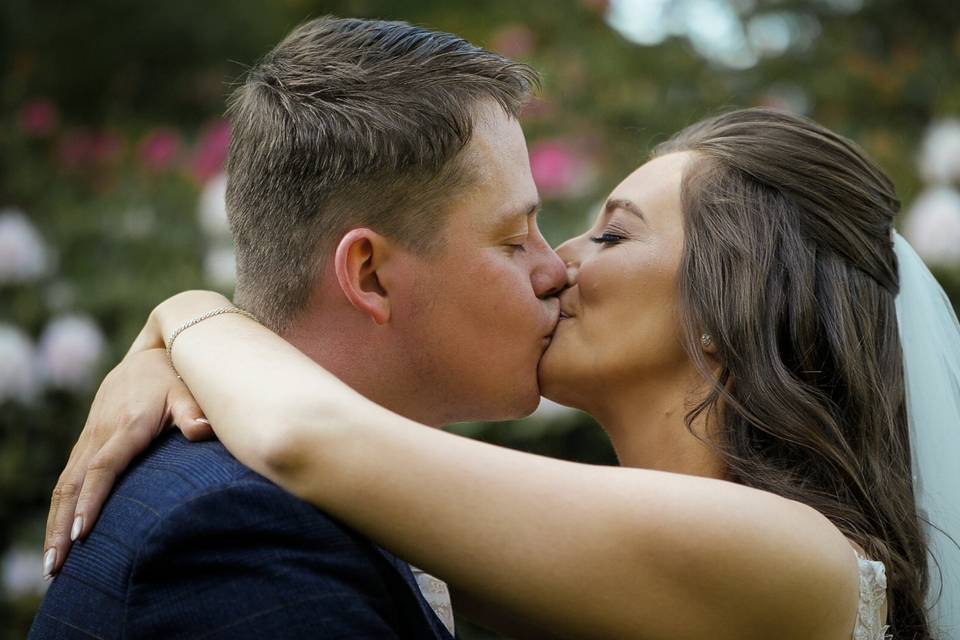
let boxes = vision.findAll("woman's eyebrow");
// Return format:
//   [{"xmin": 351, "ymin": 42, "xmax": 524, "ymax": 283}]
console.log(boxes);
[{"xmin": 605, "ymin": 198, "xmax": 647, "ymax": 223}]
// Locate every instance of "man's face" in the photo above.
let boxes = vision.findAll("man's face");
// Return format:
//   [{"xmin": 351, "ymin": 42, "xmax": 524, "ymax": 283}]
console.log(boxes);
[{"xmin": 392, "ymin": 103, "xmax": 565, "ymax": 423}]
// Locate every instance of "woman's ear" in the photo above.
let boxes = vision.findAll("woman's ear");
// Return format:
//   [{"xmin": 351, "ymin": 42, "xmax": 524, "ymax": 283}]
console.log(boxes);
[{"xmin": 333, "ymin": 228, "xmax": 393, "ymax": 325}]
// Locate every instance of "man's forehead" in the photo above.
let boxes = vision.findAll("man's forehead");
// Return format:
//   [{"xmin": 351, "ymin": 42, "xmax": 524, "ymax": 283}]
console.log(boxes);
[
  {"xmin": 467, "ymin": 99, "xmax": 531, "ymax": 164},
  {"xmin": 450, "ymin": 101, "xmax": 538, "ymax": 231}
]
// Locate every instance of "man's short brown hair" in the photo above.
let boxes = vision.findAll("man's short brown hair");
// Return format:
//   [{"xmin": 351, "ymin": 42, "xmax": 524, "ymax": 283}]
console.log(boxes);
[{"xmin": 225, "ymin": 16, "xmax": 539, "ymax": 332}]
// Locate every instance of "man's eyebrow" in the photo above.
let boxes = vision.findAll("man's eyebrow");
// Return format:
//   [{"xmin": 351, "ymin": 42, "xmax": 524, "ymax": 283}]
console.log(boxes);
[
  {"xmin": 500, "ymin": 200, "xmax": 541, "ymax": 223},
  {"xmin": 605, "ymin": 198, "xmax": 646, "ymax": 222}
]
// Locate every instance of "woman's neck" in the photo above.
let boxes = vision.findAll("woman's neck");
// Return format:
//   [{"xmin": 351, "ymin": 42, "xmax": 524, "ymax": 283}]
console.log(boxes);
[{"xmin": 587, "ymin": 368, "xmax": 728, "ymax": 481}]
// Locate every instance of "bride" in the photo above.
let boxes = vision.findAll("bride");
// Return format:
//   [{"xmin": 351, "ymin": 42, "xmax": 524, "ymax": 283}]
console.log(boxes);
[{"xmin": 43, "ymin": 108, "xmax": 960, "ymax": 639}]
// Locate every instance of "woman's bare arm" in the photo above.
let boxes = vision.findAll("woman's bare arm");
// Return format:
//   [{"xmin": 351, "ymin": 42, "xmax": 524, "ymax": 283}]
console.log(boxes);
[{"xmin": 55, "ymin": 289, "xmax": 860, "ymax": 639}]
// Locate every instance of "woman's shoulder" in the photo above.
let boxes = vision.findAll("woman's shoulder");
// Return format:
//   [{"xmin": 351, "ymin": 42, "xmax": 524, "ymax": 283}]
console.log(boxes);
[
  {"xmin": 637, "ymin": 476, "xmax": 867, "ymax": 640},
  {"xmin": 704, "ymin": 492, "xmax": 867, "ymax": 640},
  {"xmin": 751, "ymin": 501, "xmax": 884, "ymax": 640}
]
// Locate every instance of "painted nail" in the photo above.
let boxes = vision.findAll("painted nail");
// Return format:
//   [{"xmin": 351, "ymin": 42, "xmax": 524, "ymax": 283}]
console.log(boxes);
[
  {"xmin": 43, "ymin": 548, "xmax": 56, "ymax": 578},
  {"xmin": 71, "ymin": 516, "xmax": 83, "ymax": 542}
]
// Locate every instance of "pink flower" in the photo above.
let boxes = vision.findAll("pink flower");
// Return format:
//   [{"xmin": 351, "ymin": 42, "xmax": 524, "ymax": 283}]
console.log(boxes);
[
  {"xmin": 529, "ymin": 139, "xmax": 598, "ymax": 199},
  {"xmin": 138, "ymin": 128, "xmax": 181, "ymax": 171},
  {"xmin": 19, "ymin": 99, "xmax": 58, "ymax": 138},
  {"xmin": 191, "ymin": 119, "xmax": 231, "ymax": 184},
  {"xmin": 490, "ymin": 24, "xmax": 535, "ymax": 59}
]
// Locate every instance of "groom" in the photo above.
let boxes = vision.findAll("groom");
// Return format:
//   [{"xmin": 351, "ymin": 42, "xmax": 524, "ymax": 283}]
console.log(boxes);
[{"xmin": 31, "ymin": 16, "xmax": 563, "ymax": 640}]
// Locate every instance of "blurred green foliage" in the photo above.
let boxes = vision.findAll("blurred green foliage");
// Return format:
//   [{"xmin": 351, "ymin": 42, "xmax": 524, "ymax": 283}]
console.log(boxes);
[{"xmin": 1, "ymin": 0, "xmax": 958, "ymax": 636}]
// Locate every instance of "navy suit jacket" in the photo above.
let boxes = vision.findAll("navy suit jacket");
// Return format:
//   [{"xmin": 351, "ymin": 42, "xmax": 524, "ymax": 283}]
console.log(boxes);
[{"xmin": 30, "ymin": 431, "xmax": 456, "ymax": 639}]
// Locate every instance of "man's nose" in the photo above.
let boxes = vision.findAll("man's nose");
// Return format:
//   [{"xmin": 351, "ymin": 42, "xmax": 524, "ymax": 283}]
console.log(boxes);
[{"xmin": 532, "ymin": 244, "xmax": 566, "ymax": 299}]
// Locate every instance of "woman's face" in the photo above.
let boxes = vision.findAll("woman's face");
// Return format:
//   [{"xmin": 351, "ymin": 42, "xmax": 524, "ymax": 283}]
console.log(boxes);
[{"xmin": 539, "ymin": 151, "xmax": 696, "ymax": 409}]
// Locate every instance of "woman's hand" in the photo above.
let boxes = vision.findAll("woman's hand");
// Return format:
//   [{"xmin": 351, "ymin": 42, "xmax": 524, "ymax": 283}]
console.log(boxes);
[{"xmin": 42, "ymin": 348, "xmax": 211, "ymax": 578}]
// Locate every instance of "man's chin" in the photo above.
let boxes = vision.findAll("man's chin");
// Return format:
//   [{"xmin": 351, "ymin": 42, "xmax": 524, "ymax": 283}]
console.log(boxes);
[
  {"xmin": 500, "ymin": 385, "xmax": 543, "ymax": 422},
  {"xmin": 506, "ymin": 381, "xmax": 544, "ymax": 422},
  {"xmin": 457, "ymin": 379, "xmax": 541, "ymax": 423},
  {"xmin": 537, "ymin": 356, "xmax": 578, "ymax": 411}
]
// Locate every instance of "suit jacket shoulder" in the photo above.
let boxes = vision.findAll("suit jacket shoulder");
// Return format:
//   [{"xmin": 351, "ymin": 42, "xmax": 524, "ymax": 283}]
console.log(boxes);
[{"xmin": 30, "ymin": 431, "xmax": 453, "ymax": 640}]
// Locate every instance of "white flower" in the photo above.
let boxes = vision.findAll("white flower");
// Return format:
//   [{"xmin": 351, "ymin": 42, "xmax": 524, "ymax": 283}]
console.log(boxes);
[
  {"xmin": 37, "ymin": 314, "xmax": 106, "ymax": 393},
  {"xmin": 203, "ymin": 244, "xmax": 237, "ymax": 288},
  {"xmin": 0, "ymin": 324, "xmax": 41, "ymax": 405},
  {"xmin": 919, "ymin": 119, "xmax": 960, "ymax": 185},
  {"xmin": 902, "ymin": 186, "xmax": 960, "ymax": 267},
  {"xmin": 0, "ymin": 208, "xmax": 48, "ymax": 285},
  {"xmin": 2, "ymin": 547, "xmax": 48, "ymax": 598},
  {"xmin": 198, "ymin": 173, "xmax": 230, "ymax": 237}
]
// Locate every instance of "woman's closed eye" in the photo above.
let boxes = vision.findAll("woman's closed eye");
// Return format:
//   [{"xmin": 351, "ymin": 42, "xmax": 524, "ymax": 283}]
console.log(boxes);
[{"xmin": 589, "ymin": 231, "xmax": 627, "ymax": 246}]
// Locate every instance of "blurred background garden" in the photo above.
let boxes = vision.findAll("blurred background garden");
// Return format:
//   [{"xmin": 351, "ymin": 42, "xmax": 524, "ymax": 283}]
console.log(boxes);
[{"xmin": 1, "ymin": 0, "xmax": 959, "ymax": 636}]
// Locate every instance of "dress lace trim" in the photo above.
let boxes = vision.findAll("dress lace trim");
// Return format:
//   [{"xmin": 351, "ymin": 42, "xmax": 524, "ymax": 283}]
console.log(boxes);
[{"xmin": 853, "ymin": 551, "xmax": 892, "ymax": 640}]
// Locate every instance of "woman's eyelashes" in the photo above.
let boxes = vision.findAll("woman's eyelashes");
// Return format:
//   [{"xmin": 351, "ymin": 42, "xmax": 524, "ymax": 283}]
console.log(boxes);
[{"xmin": 589, "ymin": 230, "xmax": 627, "ymax": 246}]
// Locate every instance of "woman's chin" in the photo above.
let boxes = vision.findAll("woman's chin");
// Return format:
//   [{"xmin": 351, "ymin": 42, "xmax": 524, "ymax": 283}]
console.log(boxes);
[{"xmin": 537, "ymin": 342, "xmax": 579, "ymax": 409}]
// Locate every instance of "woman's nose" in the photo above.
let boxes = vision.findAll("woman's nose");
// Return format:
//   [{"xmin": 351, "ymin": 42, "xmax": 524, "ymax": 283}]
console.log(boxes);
[
  {"xmin": 565, "ymin": 263, "xmax": 578, "ymax": 287},
  {"xmin": 555, "ymin": 238, "xmax": 580, "ymax": 287}
]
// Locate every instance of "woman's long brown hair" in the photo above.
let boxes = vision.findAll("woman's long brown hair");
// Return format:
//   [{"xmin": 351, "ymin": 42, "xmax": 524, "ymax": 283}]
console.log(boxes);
[{"xmin": 656, "ymin": 107, "xmax": 949, "ymax": 638}]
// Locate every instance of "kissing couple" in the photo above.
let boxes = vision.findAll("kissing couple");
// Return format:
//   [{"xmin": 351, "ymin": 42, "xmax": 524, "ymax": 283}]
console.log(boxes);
[{"xmin": 32, "ymin": 15, "xmax": 960, "ymax": 640}]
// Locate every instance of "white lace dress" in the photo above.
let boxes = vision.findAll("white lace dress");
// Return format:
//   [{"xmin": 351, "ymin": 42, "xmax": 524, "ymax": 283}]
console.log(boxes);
[{"xmin": 853, "ymin": 549, "xmax": 892, "ymax": 640}]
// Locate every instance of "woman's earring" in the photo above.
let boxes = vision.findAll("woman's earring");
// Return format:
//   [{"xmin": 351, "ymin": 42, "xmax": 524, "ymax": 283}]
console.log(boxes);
[{"xmin": 700, "ymin": 333, "xmax": 713, "ymax": 349}]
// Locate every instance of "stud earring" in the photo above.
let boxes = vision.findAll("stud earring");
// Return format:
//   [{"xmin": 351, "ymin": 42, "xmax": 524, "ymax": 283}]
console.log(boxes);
[{"xmin": 700, "ymin": 333, "xmax": 713, "ymax": 348}]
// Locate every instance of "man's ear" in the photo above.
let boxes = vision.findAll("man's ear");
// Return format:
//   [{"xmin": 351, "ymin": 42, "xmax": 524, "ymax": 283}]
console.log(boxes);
[{"xmin": 333, "ymin": 228, "xmax": 393, "ymax": 325}]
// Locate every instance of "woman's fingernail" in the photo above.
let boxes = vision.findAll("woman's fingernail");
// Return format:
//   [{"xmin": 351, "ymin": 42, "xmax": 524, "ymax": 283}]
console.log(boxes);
[
  {"xmin": 195, "ymin": 418, "xmax": 210, "ymax": 425},
  {"xmin": 43, "ymin": 548, "xmax": 57, "ymax": 578},
  {"xmin": 71, "ymin": 516, "xmax": 83, "ymax": 542}
]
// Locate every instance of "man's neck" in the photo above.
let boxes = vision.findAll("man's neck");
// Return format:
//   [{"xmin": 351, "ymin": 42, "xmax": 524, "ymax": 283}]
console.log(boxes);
[{"xmin": 280, "ymin": 316, "xmax": 447, "ymax": 429}]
